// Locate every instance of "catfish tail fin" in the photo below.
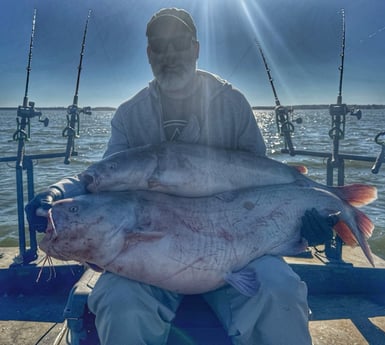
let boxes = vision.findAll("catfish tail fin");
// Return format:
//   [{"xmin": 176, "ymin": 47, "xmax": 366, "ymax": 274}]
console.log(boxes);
[{"xmin": 334, "ymin": 207, "xmax": 375, "ymax": 267}]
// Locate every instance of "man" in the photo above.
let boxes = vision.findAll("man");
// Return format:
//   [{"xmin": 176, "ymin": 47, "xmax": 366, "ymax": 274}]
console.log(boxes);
[{"xmin": 26, "ymin": 8, "xmax": 331, "ymax": 345}]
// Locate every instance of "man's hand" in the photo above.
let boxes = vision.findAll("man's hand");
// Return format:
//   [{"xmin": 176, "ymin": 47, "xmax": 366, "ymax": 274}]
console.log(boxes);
[
  {"xmin": 25, "ymin": 188, "xmax": 63, "ymax": 233},
  {"xmin": 300, "ymin": 208, "xmax": 338, "ymax": 247}
]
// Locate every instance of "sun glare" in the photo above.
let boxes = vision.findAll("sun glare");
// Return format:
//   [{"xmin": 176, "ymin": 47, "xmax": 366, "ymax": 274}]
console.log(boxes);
[{"xmin": 238, "ymin": 0, "xmax": 308, "ymax": 104}]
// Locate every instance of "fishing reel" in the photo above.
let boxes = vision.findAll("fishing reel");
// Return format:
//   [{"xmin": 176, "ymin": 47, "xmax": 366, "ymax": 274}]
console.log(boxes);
[
  {"xmin": 13, "ymin": 100, "xmax": 48, "ymax": 141},
  {"xmin": 328, "ymin": 102, "xmax": 362, "ymax": 140},
  {"xmin": 275, "ymin": 105, "xmax": 302, "ymax": 134},
  {"xmin": 275, "ymin": 105, "xmax": 302, "ymax": 155},
  {"xmin": 63, "ymin": 103, "xmax": 92, "ymax": 164},
  {"xmin": 63, "ymin": 104, "xmax": 92, "ymax": 139}
]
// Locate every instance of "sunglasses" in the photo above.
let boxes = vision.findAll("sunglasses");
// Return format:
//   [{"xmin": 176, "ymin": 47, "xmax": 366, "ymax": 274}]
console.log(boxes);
[{"xmin": 149, "ymin": 36, "xmax": 195, "ymax": 54}]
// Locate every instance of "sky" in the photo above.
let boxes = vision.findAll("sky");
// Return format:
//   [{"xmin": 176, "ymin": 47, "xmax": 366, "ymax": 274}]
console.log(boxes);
[{"xmin": 1, "ymin": 0, "xmax": 384, "ymax": 108}]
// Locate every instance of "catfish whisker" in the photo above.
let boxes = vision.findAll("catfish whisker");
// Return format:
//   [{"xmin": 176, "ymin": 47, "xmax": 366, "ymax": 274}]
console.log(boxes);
[
  {"xmin": 47, "ymin": 209, "xmax": 58, "ymax": 236},
  {"xmin": 36, "ymin": 255, "xmax": 57, "ymax": 282}
]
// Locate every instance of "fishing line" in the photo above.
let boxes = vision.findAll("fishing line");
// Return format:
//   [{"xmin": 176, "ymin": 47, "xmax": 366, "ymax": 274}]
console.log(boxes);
[
  {"xmin": 356, "ymin": 25, "xmax": 385, "ymax": 47},
  {"xmin": 340, "ymin": 9, "xmax": 385, "ymax": 54},
  {"xmin": 227, "ymin": 42, "xmax": 254, "ymax": 79}
]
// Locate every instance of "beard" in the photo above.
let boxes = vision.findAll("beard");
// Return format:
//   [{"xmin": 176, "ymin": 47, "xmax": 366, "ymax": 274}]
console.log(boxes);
[{"xmin": 149, "ymin": 49, "xmax": 197, "ymax": 94}]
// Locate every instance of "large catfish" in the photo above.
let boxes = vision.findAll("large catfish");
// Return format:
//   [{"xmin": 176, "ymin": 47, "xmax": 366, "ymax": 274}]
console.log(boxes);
[
  {"xmin": 80, "ymin": 142, "xmax": 376, "ymax": 207},
  {"xmin": 39, "ymin": 184, "xmax": 375, "ymax": 296}
]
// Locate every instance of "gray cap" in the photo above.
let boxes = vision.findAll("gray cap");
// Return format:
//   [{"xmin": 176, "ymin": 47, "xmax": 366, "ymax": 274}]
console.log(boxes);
[{"xmin": 146, "ymin": 8, "xmax": 197, "ymax": 38}]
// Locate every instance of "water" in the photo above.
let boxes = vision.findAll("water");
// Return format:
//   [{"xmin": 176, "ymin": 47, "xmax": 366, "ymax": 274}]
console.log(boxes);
[{"xmin": 1, "ymin": 108, "xmax": 384, "ymax": 259}]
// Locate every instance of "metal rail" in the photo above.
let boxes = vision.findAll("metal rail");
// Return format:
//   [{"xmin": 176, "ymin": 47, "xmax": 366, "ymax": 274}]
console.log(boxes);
[
  {"xmin": 2, "ymin": 10, "xmax": 92, "ymax": 265},
  {"xmin": 275, "ymin": 9, "xmax": 383, "ymax": 263}
]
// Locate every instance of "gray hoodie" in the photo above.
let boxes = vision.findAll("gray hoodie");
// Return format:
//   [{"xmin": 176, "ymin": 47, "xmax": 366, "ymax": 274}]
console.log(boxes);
[{"xmin": 52, "ymin": 69, "xmax": 266, "ymax": 197}]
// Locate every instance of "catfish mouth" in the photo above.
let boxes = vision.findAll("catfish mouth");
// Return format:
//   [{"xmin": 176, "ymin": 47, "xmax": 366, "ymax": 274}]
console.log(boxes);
[
  {"xmin": 39, "ymin": 210, "xmax": 69, "ymax": 260},
  {"xmin": 80, "ymin": 171, "xmax": 99, "ymax": 192}
]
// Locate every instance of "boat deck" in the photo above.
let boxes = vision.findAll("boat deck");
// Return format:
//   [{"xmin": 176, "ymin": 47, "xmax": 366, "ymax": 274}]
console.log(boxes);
[
  {"xmin": 1, "ymin": 246, "xmax": 385, "ymax": 345},
  {"xmin": 286, "ymin": 248, "xmax": 385, "ymax": 345}
]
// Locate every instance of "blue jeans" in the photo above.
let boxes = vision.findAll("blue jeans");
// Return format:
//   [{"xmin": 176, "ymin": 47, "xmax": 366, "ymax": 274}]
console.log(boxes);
[{"xmin": 88, "ymin": 255, "xmax": 312, "ymax": 345}]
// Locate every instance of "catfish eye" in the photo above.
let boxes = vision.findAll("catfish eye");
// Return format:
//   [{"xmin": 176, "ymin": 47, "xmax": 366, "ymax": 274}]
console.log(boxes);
[
  {"xmin": 109, "ymin": 162, "xmax": 117, "ymax": 170},
  {"xmin": 69, "ymin": 206, "xmax": 79, "ymax": 213}
]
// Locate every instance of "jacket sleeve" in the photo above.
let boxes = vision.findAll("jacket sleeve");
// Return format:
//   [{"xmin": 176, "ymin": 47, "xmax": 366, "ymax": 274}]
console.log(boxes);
[{"xmin": 49, "ymin": 175, "xmax": 88, "ymax": 199}]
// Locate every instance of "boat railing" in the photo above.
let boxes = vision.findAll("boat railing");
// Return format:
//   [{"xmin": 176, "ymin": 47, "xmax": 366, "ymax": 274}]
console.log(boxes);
[
  {"xmin": 276, "ymin": 104, "xmax": 385, "ymax": 263},
  {"xmin": 0, "ymin": 9, "xmax": 92, "ymax": 265},
  {"xmin": 257, "ymin": 9, "xmax": 385, "ymax": 264},
  {"xmin": 0, "ymin": 152, "xmax": 76, "ymax": 265}
]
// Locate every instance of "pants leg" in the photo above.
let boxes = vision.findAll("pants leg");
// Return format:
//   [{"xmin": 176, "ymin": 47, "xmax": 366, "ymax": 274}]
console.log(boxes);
[
  {"xmin": 88, "ymin": 272, "xmax": 183, "ymax": 345},
  {"xmin": 204, "ymin": 255, "xmax": 312, "ymax": 345}
]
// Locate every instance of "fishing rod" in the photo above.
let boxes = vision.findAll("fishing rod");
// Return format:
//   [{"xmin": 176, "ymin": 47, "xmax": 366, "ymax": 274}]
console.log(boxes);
[
  {"xmin": 274, "ymin": 9, "xmax": 380, "ymax": 264},
  {"xmin": 256, "ymin": 41, "xmax": 281, "ymax": 107},
  {"xmin": 255, "ymin": 40, "xmax": 301, "ymax": 156},
  {"xmin": 323, "ymin": 8, "xmax": 365, "ymax": 262},
  {"xmin": 10, "ymin": 9, "xmax": 49, "ymax": 263},
  {"xmin": 13, "ymin": 9, "xmax": 48, "ymax": 168},
  {"xmin": 63, "ymin": 9, "xmax": 92, "ymax": 165},
  {"xmin": 328, "ymin": 8, "xmax": 362, "ymax": 170}
]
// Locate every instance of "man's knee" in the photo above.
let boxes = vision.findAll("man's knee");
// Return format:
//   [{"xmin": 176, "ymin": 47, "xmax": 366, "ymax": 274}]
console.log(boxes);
[
  {"xmin": 88, "ymin": 273, "xmax": 143, "ymax": 314},
  {"xmin": 89, "ymin": 272, "xmax": 181, "ymax": 318},
  {"xmin": 88, "ymin": 273, "xmax": 182, "ymax": 345}
]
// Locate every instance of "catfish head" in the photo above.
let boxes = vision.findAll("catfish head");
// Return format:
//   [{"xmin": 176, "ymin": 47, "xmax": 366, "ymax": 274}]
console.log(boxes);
[
  {"xmin": 39, "ymin": 192, "xmax": 139, "ymax": 265},
  {"xmin": 80, "ymin": 145, "xmax": 156, "ymax": 193}
]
